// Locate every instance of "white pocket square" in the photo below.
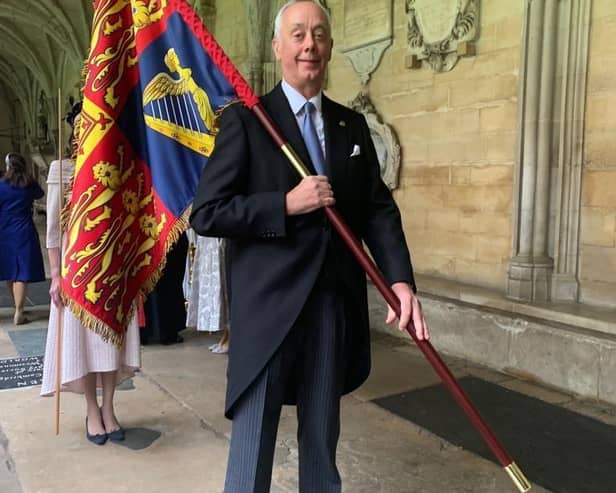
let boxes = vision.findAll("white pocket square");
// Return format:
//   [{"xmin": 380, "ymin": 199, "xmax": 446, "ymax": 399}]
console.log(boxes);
[{"xmin": 350, "ymin": 144, "xmax": 361, "ymax": 157}]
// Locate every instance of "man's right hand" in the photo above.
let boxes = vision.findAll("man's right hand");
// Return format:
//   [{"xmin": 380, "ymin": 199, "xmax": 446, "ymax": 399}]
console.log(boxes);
[{"xmin": 285, "ymin": 175, "xmax": 335, "ymax": 215}]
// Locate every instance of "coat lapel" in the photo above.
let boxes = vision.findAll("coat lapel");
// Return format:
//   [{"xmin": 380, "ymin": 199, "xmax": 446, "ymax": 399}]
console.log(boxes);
[
  {"xmin": 322, "ymin": 95, "xmax": 348, "ymax": 183},
  {"xmin": 262, "ymin": 84, "xmax": 318, "ymax": 176}
]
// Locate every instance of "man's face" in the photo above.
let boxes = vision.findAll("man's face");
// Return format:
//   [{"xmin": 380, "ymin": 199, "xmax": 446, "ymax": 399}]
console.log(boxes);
[{"xmin": 272, "ymin": 1, "xmax": 333, "ymax": 97}]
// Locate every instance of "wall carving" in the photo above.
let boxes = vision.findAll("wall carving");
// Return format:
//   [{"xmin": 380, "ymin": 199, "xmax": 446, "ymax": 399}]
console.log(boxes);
[
  {"xmin": 405, "ymin": 0, "xmax": 479, "ymax": 72},
  {"xmin": 348, "ymin": 92, "xmax": 400, "ymax": 190},
  {"xmin": 340, "ymin": 0, "xmax": 393, "ymax": 85}
]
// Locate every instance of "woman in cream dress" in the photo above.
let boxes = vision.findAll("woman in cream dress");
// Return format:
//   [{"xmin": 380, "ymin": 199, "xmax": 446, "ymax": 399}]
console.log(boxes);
[
  {"xmin": 185, "ymin": 230, "xmax": 229, "ymax": 353},
  {"xmin": 41, "ymin": 108, "xmax": 141, "ymax": 444}
]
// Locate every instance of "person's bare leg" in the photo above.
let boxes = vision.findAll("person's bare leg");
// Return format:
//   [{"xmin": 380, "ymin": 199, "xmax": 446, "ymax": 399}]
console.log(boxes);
[
  {"xmin": 100, "ymin": 371, "xmax": 121, "ymax": 433},
  {"xmin": 218, "ymin": 327, "xmax": 229, "ymax": 353},
  {"xmin": 84, "ymin": 373, "xmax": 105, "ymax": 435},
  {"xmin": 12, "ymin": 281, "xmax": 28, "ymax": 324}
]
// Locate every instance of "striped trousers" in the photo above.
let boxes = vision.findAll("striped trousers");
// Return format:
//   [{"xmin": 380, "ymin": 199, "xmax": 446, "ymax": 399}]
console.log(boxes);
[{"xmin": 224, "ymin": 284, "xmax": 344, "ymax": 493}]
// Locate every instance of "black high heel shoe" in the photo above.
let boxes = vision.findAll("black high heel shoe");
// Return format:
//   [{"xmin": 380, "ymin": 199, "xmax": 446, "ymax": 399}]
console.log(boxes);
[
  {"xmin": 101, "ymin": 408, "xmax": 125, "ymax": 442},
  {"xmin": 85, "ymin": 417, "xmax": 108, "ymax": 445}
]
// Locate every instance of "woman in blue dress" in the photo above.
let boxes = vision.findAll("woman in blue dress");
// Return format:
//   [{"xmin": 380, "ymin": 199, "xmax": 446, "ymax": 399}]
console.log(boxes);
[{"xmin": 0, "ymin": 152, "xmax": 46, "ymax": 324}]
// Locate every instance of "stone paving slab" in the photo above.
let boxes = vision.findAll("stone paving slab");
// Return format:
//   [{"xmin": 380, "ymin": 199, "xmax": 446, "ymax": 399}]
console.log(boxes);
[
  {"xmin": 0, "ymin": 425, "xmax": 23, "ymax": 493},
  {"xmin": 141, "ymin": 332, "xmax": 233, "ymax": 439},
  {"xmin": 0, "ymin": 376, "xmax": 228, "ymax": 493},
  {"xmin": 0, "ymin": 327, "xmax": 18, "ymax": 359},
  {"xmin": 353, "ymin": 339, "xmax": 451, "ymax": 401}
]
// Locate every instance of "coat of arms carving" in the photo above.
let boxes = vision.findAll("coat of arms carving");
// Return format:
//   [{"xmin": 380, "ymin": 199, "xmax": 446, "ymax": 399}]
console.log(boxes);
[
  {"xmin": 349, "ymin": 92, "xmax": 401, "ymax": 190},
  {"xmin": 406, "ymin": 0, "xmax": 479, "ymax": 72}
]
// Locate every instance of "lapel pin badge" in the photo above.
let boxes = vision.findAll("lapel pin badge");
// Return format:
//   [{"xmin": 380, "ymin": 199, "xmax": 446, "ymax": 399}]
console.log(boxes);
[{"xmin": 339, "ymin": 120, "xmax": 346, "ymax": 127}]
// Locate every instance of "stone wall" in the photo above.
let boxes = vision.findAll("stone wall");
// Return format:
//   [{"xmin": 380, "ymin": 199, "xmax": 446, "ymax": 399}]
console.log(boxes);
[
  {"xmin": 580, "ymin": 0, "xmax": 616, "ymax": 306},
  {"xmin": 326, "ymin": 0, "xmax": 525, "ymax": 291},
  {"xmin": 212, "ymin": 0, "xmax": 250, "ymax": 77}
]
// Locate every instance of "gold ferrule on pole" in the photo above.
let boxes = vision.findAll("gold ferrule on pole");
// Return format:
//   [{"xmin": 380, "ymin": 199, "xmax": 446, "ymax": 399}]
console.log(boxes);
[
  {"xmin": 505, "ymin": 462, "xmax": 532, "ymax": 492},
  {"xmin": 280, "ymin": 143, "xmax": 310, "ymax": 179}
]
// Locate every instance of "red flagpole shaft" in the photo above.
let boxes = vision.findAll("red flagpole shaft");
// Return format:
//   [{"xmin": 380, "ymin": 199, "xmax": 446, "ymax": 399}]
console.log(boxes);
[{"xmin": 323, "ymin": 205, "xmax": 511, "ymax": 465}]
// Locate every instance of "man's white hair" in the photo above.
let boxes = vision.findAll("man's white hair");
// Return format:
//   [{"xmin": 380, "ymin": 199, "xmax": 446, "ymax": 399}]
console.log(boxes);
[{"xmin": 273, "ymin": 0, "xmax": 332, "ymax": 40}]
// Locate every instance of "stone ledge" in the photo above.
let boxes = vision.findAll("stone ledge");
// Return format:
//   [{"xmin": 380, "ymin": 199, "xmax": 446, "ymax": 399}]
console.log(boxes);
[
  {"xmin": 367, "ymin": 275, "xmax": 616, "ymax": 405},
  {"xmin": 416, "ymin": 274, "xmax": 616, "ymax": 338}
]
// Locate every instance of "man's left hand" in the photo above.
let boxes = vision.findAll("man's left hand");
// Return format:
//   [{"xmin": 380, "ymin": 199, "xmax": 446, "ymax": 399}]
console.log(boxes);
[{"xmin": 385, "ymin": 282, "xmax": 430, "ymax": 340}]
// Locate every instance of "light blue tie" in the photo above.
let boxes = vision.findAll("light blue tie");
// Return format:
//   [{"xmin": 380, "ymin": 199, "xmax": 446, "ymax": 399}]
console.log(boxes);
[{"xmin": 301, "ymin": 102, "xmax": 326, "ymax": 176}]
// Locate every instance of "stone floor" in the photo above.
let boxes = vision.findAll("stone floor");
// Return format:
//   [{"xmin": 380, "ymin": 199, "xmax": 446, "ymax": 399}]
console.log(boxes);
[{"xmin": 1, "ymin": 285, "xmax": 616, "ymax": 493}]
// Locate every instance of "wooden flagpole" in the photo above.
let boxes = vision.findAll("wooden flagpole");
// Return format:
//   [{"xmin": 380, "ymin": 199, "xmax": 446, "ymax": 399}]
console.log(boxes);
[{"xmin": 54, "ymin": 89, "xmax": 64, "ymax": 435}]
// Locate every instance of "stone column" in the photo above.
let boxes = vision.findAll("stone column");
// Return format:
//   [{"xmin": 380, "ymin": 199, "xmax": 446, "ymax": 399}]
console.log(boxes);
[
  {"xmin": 508, "ymin": 0, "xmax": 591, "ymax": 302},
  {"xmin": 508, "ymin": 0, "xmax": 552, "ymax": 301},
  {"xmin": 241, "ymin": 0, "xmax": 272, "ymax": 96},
  {"xmin": 551, "ymin": 0, "xmax": 592, "ymax": 301},
  {"xmin": 533, "ymin": 0, "xmax": 558, "ymax": 258}
]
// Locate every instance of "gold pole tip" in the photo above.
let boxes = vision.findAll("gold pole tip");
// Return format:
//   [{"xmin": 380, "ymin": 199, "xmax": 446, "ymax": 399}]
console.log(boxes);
[{"xmin": 505, "ymin": 462, "xmax": 532, "ymax": 492}]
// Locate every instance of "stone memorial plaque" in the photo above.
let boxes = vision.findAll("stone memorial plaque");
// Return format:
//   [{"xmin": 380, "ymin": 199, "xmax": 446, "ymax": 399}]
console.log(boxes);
[
  {"xmin": 0, "ymin": 356, "xmax": 44, "ymax": 390},
  {"xmin": 414, "ymin": 0, "xmax": 459, "ymax": 43},
  {"xmin": 341, "ymin": 0, "xmax": 393, "ymax": 84},
  {"xmin": 343, "ymin": 0, "xmax": 391, "ymax": 49},
  {"xmin": 406, "ymin": 0, "xmax": 479, "ymax": 72}
]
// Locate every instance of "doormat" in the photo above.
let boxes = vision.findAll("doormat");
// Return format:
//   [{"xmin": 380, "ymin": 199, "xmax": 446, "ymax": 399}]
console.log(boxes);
[
  {"xmin": 8, "ymin": 328, "xmax": 47, "ymax": 357},
  {"xmin": 373, "ymin": 376, "xmax": 616, "ymax": 493},
  {"xmin": 0, "ymin": 355, "xmax": 44, "ymax": 390}
]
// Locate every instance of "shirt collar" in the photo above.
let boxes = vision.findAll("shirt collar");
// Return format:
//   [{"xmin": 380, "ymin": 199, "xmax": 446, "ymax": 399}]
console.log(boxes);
[{"xmin": 281, "ymin": 79, "xmax": 322, "ymax": 116}]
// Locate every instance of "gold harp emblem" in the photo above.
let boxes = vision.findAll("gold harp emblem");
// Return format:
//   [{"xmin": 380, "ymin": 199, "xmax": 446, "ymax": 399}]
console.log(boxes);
[{"xmin": 142, "ymin": 48, "xmax": 217, "ymax": 156}]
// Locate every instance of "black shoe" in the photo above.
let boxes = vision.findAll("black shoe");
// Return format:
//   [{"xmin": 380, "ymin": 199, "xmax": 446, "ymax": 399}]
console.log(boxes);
[
  {"xmin": 100, "ymin": 407, "xmax": 125, "ymax": 442},
  {"xmin": 86, "ymin": 417, "xmax": 108, "ymax": 445}
]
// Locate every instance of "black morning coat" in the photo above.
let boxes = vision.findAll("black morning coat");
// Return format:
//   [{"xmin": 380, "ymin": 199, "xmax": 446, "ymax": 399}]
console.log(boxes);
[{"xmin": 190, "ymin": 83, "xmax": 416, "ymax": 418}]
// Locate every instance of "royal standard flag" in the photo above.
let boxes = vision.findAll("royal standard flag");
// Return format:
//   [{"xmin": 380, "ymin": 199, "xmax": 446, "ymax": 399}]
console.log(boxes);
[{"xmin": 62, "ymin": 0, "xmax": 252, "ymax": 345}]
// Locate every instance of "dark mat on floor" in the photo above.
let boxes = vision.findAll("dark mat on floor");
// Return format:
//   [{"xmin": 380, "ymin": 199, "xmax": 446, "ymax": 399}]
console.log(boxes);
[
  {"xmin": 0, "ymin": 279, "xmax": 50, "ymax": 308},
  {"xmin": 8, "ymin": 328, "xmax": 47, "ymax": 357},
  {"xmin": 373, "ymin": 376, "xmax": 616, "ymax": 493},
  {"xmin": 0, "ymin": 356, "xmax": 44, "ymax": 390}
]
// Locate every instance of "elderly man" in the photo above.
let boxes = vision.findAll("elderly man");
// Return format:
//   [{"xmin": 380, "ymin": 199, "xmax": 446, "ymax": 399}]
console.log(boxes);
[{"xmin": 190, "ymin": 1, "xmax": 429, "ymax": 491}]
